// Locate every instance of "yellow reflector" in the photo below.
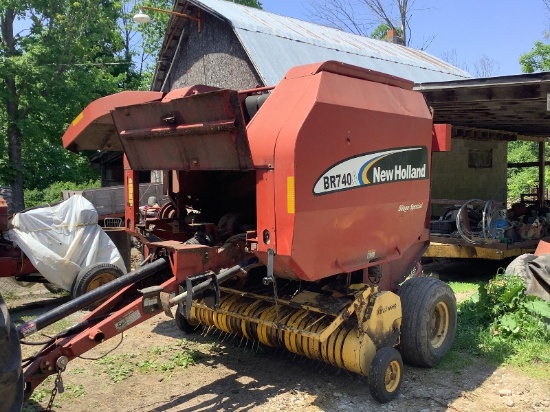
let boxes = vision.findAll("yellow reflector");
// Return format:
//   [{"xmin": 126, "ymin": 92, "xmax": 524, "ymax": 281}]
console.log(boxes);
[
  {"xmin": 71, "ymin": 111, "xmax": 84, "ymax": 126},
  {"xmin": 127, "ymin": 178, "xmax": 134, "ymax": 206},
  {"xmin": 287, "ymin": 176, "xmax": 295, "ymax": 214}
]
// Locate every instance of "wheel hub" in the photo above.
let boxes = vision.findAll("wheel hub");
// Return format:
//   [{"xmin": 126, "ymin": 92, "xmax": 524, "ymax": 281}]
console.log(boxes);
[{"xmin": 430, "ymin": 301, "xmax": 449, "ymax": 348}]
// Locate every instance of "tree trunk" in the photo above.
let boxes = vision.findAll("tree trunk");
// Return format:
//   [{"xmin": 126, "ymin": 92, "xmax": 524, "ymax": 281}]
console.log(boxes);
[
  {"xmin": 6, "ymin": 115, "xmax": 24, "ymax": 212},
  {"xmin": 1, "ymin": 9, "xmax": 25, "ymax": 211}
]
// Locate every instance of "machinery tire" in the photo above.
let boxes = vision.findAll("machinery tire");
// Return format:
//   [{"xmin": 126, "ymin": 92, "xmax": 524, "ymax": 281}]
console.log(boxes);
[
  {"xmin": 175, "ymin": 308, "xmax": 201, "ymax": 334},
  {"xmin": 504, "ymin": 253, "xmax": 537, "ymax": 279},
  {"xmin": 71, "ymin": 263, "xmax": 124, "ymax": 300},
  {"xmin": 397, "ymin": 277, "xmax": 456, "ymax": 367},
  {"xmin": 43, "ymin": 282, "xmax": 66, "ymax": 294},
  {"xmin": 368, "ymin": 347, "xmax": 403, "ymax": 403},
  {"xmin": 0, "ymin": 293, "xmax": 24, "ymax": 412}
]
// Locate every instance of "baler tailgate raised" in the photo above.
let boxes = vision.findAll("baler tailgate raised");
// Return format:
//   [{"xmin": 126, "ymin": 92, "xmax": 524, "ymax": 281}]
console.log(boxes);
[{"xmin": 112, "ymin": 89, "xmax": 254, "ymax": 171}]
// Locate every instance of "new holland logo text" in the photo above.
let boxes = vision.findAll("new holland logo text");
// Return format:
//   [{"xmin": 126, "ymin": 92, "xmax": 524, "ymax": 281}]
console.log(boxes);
[
  {"xmin": 372, "ymin": 164, "xmax": 427, "ymax": 183},
  {"xmin": 314, "ymin": 146, "xmax": 428, "ymax": 195}
]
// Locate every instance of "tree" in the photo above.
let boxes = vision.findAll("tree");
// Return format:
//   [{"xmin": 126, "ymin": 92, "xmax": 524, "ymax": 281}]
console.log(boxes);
[
  {"xmin": 440, "ymin": 49, "xmax": 470, "ymax": 73},
  {"xmin": 519, "ymin": 1, "xmax": 550, "ymax": 72},
  {"xmin": 307, "ymin": 0, "xmax": 428, "ymax": 47},
  {"xmin": 229, "ymin": 0, "xmax": 262, "ymax": 8},
  {"xmin": 472, "ymin": 54, "xmax": 500, "ymax": 78},
  {"xmin": 508, "ymin": 0, "xmax": 550, "ymax": 201},
  {"xmin": 0, "ymin": 1, "xmax": 127, "ymax": 211},
  {"xmin": 519, "ymin": 41, "xmax": 550, "ymax": 73}
]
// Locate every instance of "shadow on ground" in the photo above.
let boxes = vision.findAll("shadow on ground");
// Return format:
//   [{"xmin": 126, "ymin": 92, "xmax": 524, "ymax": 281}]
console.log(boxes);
[
  {"xmin": 422, "ymin": 257, "xmax": 514, "ymax": 282},
  {"xmin": 11, "ymin": 258, "xmax": 509, "ymax": 411},
  {"xmin": 145, "ymin": 313, "xmax": 497, "ymax": 411}
]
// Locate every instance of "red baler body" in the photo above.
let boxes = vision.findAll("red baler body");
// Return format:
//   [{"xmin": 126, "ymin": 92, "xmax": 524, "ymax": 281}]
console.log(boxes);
[{"xmin": 62, "ymin": 61, "xmax": 443, "ymax": 288}]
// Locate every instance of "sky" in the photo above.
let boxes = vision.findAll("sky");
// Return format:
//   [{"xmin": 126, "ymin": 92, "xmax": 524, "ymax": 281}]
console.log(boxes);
[{"xmin": 260, "ymin": 0, "xmax": 549, "ymax": 76}]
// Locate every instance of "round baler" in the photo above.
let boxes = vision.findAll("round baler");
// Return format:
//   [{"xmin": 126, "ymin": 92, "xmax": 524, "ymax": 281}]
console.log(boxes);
[{"xmin": 3, "ymin": 61, "xmax": 456, "ymax": 410}]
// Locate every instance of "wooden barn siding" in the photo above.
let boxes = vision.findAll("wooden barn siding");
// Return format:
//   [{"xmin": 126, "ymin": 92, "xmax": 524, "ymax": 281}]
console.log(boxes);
[{"xmin": 168, "ymin": 13, "xmax": 262, "ymax": 91}]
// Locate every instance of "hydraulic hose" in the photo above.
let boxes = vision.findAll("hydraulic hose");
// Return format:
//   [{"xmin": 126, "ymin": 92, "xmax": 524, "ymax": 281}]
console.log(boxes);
[{"xmin": 17, "ymin": 257, "xmax": 170, "ymax": 340}]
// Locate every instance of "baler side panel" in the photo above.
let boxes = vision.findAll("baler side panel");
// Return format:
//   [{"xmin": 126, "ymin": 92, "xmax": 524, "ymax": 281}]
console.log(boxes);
[
  {"xmin": 252, "ymin": 68, "xmax": 433, "ymax": 282},
  {"xmin": 247, "ymin": 75, "xmax": 318, "ymax": 258},
  {"xmin": 291, "ymin": 72, "xmax": 433, "ymax": 281}
]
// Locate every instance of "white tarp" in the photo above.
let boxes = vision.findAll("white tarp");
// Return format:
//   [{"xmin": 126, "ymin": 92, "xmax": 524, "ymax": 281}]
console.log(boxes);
[{"xmin": 8, "ymin": 195, "xmax": 126, "ymax": 291}]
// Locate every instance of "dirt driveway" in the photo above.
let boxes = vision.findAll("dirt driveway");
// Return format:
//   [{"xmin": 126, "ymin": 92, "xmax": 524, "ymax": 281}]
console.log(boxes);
[{"xmin": 2, "ymin": 266, "xmax": 549, "ymax": 412}]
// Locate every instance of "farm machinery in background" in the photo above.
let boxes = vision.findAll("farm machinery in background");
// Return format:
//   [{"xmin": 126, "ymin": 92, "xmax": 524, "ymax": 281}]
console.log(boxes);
[
  {"xmin": 0, "ymin": 61, "xmax": 458, "ymax": 411},
  {"xmin": 0, "ymin": 194, "xmax": 127, "ymax": 298}
]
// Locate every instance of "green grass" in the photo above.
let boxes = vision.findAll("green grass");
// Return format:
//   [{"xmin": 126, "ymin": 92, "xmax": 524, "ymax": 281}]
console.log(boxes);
[
  {"xmin": 1, "ymin": 289, "xmax": 18, "ymax": 302},
  {"xmin": 444, "ymin": 275, "xmax": 550, "ymax": 381},
  {"xmin": 435, "ymin": 348, "xmax": 474, "ymax": 373},
  {"xmin": 448, "ymin": 281, "xmax": 481, "ymax": 295}
]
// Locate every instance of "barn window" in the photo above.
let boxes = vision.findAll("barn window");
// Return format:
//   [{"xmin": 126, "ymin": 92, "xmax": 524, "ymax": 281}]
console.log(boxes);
[{"xmin": 468, "ymin": 148, "xmax": 492, "ymax": 169}]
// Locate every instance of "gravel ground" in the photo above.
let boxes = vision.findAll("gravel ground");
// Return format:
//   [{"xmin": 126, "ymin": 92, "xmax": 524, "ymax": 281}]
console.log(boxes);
[{"xmin": 2, "ymin": 260, "xmax": 549, "ymax": 412}]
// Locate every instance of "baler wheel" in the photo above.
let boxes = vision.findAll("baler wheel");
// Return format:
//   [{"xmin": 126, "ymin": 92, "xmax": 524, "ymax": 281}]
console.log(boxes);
[
  {"xmin": 397, "ymin": 277, "xmax": 456, "ymax": 367},
  {"xmin": 71, "ymin": 263, "xmax": 124, "ymax": 306},
  {"xmin": 175, "ymin": 309, "xmax": 201, "ymax": 334},
  {"xmin": 0, "ymin": 293, "xmax": 24, "ymax": 412},
  {"xmin": 368, "ymin": 347, "xmax": 403, "ymax": 403}
]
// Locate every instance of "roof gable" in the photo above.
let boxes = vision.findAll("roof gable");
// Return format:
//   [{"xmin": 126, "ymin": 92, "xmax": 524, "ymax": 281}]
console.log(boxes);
[{"xmin": 181, "ymin": 0, "xmax": 470, "ymax": 85}]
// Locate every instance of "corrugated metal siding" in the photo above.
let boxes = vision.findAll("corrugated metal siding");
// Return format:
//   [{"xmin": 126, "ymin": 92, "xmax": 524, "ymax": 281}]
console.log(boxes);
[{"xmin": 188, "ymin": 0, "xmax": 470, "ymax": 85}]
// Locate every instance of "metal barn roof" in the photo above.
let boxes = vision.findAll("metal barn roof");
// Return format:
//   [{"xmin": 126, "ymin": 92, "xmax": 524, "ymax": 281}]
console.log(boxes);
[
  {"xmin": 416, "ymin": 72, "xmax": 550, "ymax": 139},
  {"xmin": 159, "ymin": 0, "xmax": 470, "ymax": 86}
]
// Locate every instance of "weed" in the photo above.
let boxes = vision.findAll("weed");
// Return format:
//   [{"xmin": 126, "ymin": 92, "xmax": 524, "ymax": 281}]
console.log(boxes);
[
  {"xmin": 455, "ymin": 274, "xmax": 550, "ymax": 378},
  {"xmin": 137, "ymin": 359, "xmax": 158, "ymax": 373},
  {"xmin": 98, "ymin": 354, "xmax": 135, "ymax": 382},
  {"xmin": 63, "ymin": 384, "xmax": 86, "ymax": 399},
  {"xmin": 149, "ymin": 346, "xmax": 163, "ymax": 355},
  {"xmin": 105, "ymin": 363, "xmax": 134, "ymax": 382},
  {"xmin": 1, "ymin": 290, "xmax": 18, "ymax": 302},
  {"xmin": 160, "ymin": 350, "xmax": 202, "ymax": 371},
  {"xmin": 29, "ymin": 388, "xmax": 50, "ymax": 403}
]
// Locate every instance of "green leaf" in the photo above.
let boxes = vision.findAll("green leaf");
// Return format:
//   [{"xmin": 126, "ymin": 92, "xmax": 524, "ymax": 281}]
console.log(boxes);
[
  {"xmin": 499, "ymin": 313, "xmax": 520, "ymax": 334},
  {"xmin": 524, "ymin": 298, "xmax": 550, "ymax": 319}
]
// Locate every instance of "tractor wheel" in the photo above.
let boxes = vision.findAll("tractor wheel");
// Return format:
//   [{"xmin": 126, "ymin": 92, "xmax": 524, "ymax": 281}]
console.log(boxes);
[
  {"xmin": 71, "ymin": 263, "xmax": 124, "ymax": 303},
  {"xmin": 368, "ymin": 347, "xmax": 403, "ymax": 403},
  {"xmin": 0, "ymin": 293, "xmax": 24, "ymax": 412},
  {"xmin": 43, "ymin": 282, "xmax": 66, "ymax": 294},
  {"xmin": 175, "ymin": 308, "xmax": 201, "ymax": 334},
  {"xmin": 397, "ymin": 277, "xmax": 456, "ymax": 367}
]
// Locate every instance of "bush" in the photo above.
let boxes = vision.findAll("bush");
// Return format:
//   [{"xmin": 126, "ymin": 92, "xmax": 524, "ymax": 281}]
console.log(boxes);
[
  {"xmin": 456, "ymin": 274, "xmax": 550, "ymax": 367},
  {"xmin": 24, "ymin": 180, "xmax": 100, "ymax": 208}
]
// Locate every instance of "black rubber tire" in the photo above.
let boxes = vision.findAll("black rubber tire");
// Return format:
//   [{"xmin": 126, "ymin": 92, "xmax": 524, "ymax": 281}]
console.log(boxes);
[
  {"xmin": 0, "ymin": 293, "xmax": 23, "ymax": 412},
  {"xmin": 504, "ymin": 253, "xmax": 537, "ymax": 279},
  {"xmin": 71, "ymin": 263, "xmax": 124, "ymax": 299},
  {"xmin": 43, "ymin": 282, "xmax": 66, "ymax": 294},
  {"xmin": 175, "ymin": 308, "xmax": 201, "ymax": 334},
  {"xmin": 368, "ymin": 347, "xmax": 403, "ymax": 403},
  {"xmin": 397, "ymin": 277, "xmax": 457, "ymax": 367}
]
